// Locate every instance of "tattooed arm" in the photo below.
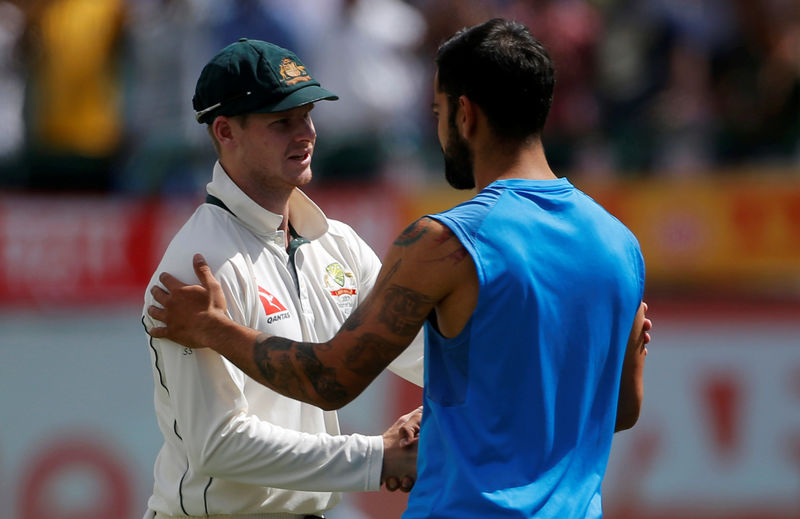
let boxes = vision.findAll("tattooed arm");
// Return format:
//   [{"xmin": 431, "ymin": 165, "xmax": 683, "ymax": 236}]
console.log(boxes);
[{"xmin": 148, "ymin": 217, "xmax": 478, "ymax": 410}]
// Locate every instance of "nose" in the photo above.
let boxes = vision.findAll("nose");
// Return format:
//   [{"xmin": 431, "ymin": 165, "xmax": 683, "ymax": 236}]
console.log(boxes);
[{"xmin": 296, "ymin": 116, "xmax": 316, "ymax": 143}]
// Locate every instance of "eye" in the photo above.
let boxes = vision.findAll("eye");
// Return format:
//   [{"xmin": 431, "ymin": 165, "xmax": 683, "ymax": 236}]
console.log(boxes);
[{"xmin": 270, "ymin": 118, "xmax": 289, "ymax": 128}]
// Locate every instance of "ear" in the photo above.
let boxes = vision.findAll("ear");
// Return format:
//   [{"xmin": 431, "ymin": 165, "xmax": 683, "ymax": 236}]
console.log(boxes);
[
  {"xmin": 457, "ymin": 95, "xmax": 477, "ymax": 139},
  {"xmin": 212, "ymin": 116, "xmax": 235, "ymax": 148}
]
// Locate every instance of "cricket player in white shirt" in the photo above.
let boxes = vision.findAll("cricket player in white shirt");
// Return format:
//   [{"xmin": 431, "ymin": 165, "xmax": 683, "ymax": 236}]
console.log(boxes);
[{"xmin": 141, "ymin": 38, "xmax": 424, "ymax": 519}]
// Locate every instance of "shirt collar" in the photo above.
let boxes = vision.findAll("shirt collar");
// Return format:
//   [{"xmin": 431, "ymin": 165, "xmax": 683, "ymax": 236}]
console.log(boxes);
[{"xmin": 206, "ymin": 161, "xmax": 328, "ymax": 240}]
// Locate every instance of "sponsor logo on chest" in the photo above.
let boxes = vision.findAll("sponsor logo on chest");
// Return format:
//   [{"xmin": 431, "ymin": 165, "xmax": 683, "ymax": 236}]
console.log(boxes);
[{"xmin": 258, "ymin": 286, "xmax": 291, "ymax": 324}]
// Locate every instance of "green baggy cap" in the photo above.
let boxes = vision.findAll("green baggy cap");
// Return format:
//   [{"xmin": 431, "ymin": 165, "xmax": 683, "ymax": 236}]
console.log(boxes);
[{"xmin": 193, "ymin": 38, "xmax": 338, "ymax": 124}]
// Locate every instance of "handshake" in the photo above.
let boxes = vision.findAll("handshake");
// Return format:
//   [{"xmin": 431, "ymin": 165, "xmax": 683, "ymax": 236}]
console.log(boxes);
[{"xmin": 381, "ymin": 406, "xmax": 423, "ymax": 492}]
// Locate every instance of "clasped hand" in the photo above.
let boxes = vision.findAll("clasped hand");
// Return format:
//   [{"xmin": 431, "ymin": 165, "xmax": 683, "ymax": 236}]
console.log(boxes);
[{"xmin": 382, "ymin": 406, "xmax": 423, "ymax": 492}]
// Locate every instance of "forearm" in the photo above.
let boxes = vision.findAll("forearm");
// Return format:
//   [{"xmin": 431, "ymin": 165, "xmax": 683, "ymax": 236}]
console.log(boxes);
[
  {"xmin": 202, "ymin": 317, "xmax": 366, "ymax": 410},
  {"xmin": 197, "ymin": 415, "xmax": 384, "ymax": 491}
]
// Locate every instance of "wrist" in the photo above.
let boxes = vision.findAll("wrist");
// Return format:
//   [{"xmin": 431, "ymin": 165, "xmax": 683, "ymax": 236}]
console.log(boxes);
[{"xmin": 199, "ymin": 311, "xmax": 235, "ymax": 351}]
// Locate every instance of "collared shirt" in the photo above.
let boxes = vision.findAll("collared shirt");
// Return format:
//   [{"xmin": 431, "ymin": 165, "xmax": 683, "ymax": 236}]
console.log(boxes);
[{"xmin": 142, "ymin": 162, "xmax": 423, "ymax": 517}]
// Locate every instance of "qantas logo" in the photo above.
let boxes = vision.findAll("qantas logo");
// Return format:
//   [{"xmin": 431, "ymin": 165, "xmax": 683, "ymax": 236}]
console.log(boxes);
[{"xmin": 258, "ymin": 287, "xmax": 288, "ymax": 316}]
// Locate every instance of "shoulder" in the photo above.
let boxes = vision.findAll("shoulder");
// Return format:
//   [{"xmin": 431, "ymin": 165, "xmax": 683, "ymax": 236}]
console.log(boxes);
[
  {"xmin": 149, "ymin": 206, "xmax": 251, "ymax": 289},
  {"xmin": 318, "ymin": 218, "xmax": 378, "ymax": 258},
  {"xmin": 574, "ymin": 188, "xmax": 642, "ymax": 249},
  {"xmin": 324, "ymin": 218, "xmax": 361, "ymax": 240},
  {"xmin": 429, "ymin": 188, "xmax": 504, "ymax": 240},
  {"xmin": 391, "ymin": 217, "xmax": 468, "ymax": 266},
  {"xmin": 393, "ymin": 217, "xmax": 451, "ymax": 246}
]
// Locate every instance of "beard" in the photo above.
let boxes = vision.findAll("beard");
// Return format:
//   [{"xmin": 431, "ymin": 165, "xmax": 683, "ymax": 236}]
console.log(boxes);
[{"xmin": 442, "ymin": 121, "xmax": 475, "ymax": 190}]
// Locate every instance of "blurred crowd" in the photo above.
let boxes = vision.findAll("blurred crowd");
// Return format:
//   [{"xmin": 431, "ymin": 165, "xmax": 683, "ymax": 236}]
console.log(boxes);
[{"xmin": 0, "ymin": 0, "xmax": 798, "ymax": 194}]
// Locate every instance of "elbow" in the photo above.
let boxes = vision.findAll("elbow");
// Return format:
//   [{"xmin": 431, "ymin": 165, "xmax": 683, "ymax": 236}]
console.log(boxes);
[
  {"xmin": 305, "ymin": 372, "xmax": 365, "ymax": 411},
  {"xmin": 615, "ymin": 406, "xmax": 640, "ymax": 432},
  {"xmin": 314, "ymin": 393, "xmax": 356, "ymax": 411},
  {"xmin": 614, "ymin": 395, "xmax": 643, "ymax": 432},
  {"xmin": 184, "ymin": 419, "xmax": 240, "ymax": 476},
  {"xmin": 185, "ymin": 435, "xmax": 222, "ymax": 476}
]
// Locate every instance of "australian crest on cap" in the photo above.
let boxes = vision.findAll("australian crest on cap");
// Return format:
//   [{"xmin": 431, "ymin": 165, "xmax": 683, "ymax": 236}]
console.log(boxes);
[{"xmin": 279, "ymin": 57, "xmax": 311, "ymax": 85}]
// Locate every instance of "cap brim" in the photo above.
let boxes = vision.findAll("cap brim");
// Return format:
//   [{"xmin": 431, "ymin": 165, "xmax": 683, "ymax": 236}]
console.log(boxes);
[{"xmin": 253, "ymin": 85, "xmax": 339, "ymax": 114}]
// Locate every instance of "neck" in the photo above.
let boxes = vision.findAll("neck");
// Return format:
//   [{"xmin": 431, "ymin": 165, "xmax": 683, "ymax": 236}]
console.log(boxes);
[
  {"xmin": 219, "ymin": 159, "xmax": 291, "ymax": 234},
  {"xmin": 472, "ymin": 136, "xmax": 556, "ymax": 191}
]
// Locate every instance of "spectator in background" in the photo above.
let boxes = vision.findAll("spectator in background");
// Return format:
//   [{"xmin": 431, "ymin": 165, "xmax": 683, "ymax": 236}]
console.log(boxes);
[
  {"xmin": 121, "ymin": 0, "xmax": 218, "ymax": 195},
  {"xmin": 0, "ymin": 1, "xmax": 25, "ymax": 187},
  {"xmin": 641, "ymin": 0, "xmax": 736, "ymax": 175},
  {"xmin": 711, "ymin": 0, "xmax": 800, "ymax": 167},
  {"xmin": 290, "ymin": 0, "xmax": 429, "ymax": 182},
  {"xmin": 211, "ymin": 0, "xmax": 297, "ymax": 53},
  {"xmin": 517, "ymin": 0, "xmax": 607, "ymax": 176},
  {"xmin": 20, "ymin": 0, "xmax": 127, "ymax": 192}
]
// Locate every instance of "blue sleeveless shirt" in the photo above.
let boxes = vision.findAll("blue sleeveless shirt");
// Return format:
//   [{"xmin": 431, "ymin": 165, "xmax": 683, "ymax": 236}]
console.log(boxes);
[{"xmin": 403, "ymin": 178, "xmax": 645, "ymax": 519}]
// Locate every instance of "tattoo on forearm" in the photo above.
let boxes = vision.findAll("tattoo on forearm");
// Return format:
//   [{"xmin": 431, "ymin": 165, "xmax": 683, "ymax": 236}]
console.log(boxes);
[
  {"xmin": 379, "ymin": 285, "xmax": 435, "ymax": 336},
  {"xmin": 294, "ymin": 343, "xmax": 349, "ymax": 403},
  {"xmin": 253, "ymin": 336, "xmax": 348, "ymax": 404},
  {"xmin": 344, "ymin": 333, "xmax": 401, "ymax": 377},
  {"xmin": 393, "ymin": 219, "xmax": 430, "ymax": 247},
  {"xmin": 254, "ymin": 336, "xmax": 311, "ymax": 401}
]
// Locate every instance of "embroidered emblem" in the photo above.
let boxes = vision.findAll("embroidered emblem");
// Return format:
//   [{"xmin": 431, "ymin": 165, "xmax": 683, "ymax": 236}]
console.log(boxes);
[
  {"xmin": 279, "ymin": 58, "xmax": 312, "ymax": 86},
  {"xmin": 323, "ymin": 263, "xmax": 357, "ymax": 315},
  {"xmin": 326, "ymin": 262, "xmax": 345, "ymax": 287}
]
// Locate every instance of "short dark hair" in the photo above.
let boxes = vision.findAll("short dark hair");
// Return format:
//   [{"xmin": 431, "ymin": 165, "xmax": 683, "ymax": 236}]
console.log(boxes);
[{"xmin": 435, "ymin": 18, "xmax": 555, "ymax": 141}]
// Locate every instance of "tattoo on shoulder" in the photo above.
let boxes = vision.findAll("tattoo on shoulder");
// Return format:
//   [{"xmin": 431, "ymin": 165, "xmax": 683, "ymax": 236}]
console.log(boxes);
[
  {"xmin": 427, "ymin": 225, "xmax": 469, "ymax": 265},
  {"xmin": 428, "ymin": 246, "xmax": 469, "ymax": 265},
  {"xmin": 393, "ymin": 219, "xmax": 430, "ymax": 247},
  {"xmin": 434, "ymin": 225, "xmax": 456, "ymax": 245},
  {"xmin": 379, "ymin": 284, "xmax": 435, "ymax": 336}
]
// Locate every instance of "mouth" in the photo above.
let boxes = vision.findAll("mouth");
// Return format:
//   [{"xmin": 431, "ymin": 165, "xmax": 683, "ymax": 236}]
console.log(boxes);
[{"xmin": 288, "ymin": 150, "xmax": 312, "ymax": 167}]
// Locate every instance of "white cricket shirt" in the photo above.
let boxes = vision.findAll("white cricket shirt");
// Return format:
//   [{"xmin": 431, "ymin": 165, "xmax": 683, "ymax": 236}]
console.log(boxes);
[{"xmin": 142, "ymin": 163, "xmax": 423, "ymax": 517}]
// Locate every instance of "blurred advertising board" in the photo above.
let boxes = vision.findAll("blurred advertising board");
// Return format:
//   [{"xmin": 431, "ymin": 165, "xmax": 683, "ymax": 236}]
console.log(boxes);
[
  {"xmin": 576, "ymin": 175, "xmax": 800, "ymax": 296},
  {"xmin": 1, "ymin": 176, "xmax": 799, "ymax": 518}
]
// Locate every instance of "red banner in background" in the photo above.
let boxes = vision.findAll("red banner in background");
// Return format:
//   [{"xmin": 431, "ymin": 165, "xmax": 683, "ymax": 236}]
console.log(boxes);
[
  {"xmin": 2, "ymin": 176, "xmax": 799, "ymax": 306},
  {"xmin": 0, "ymin": 185, "xmax": 403, "ymax": 308},
  {"xmin": 0, "ymin": 195, "xmax": 199, "ymax": 307}
]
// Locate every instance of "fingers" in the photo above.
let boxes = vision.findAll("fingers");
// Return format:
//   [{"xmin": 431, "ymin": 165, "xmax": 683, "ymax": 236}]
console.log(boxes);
[
  {"xmin": 399, "ymin": 422, "xmax": 420, "ymax": 447},
  {"xmin": 158, "ymin": 271, "xmax": 183, "ymax": 291},
  {"xmin": 397, "ymin": 406, "xmax": 423, "ymax": 447},
  {"xmin": 148, "ymin": 303, "xmax": 166, "ymax": 321},
  {"xmin": 148, "ymin": 325, "xmax": 167, "ymax": 338},
  {"xmin": 193, "ymin": 254, "xmax": 214, "ymax": 288},
  {"xmin": 397, "ymin": 406, "xmax": 423, "ymax": 426},
  {"xmin": 150, "ymin": 284, "xmax": 169, "ymax": 305},
  {"xmin": 384, "ymin": 475, "xmax": 415, "ymax": 493}
]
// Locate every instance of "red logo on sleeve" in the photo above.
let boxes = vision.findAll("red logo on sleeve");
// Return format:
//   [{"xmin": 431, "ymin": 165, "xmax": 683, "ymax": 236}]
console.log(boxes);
[{"xmin": 258, "ymin": 287, "xmax": 288, "ymax": 315}]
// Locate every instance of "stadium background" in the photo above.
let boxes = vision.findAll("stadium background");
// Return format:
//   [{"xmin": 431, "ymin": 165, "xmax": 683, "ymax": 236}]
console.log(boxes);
[{"xmin": 0, "ymin": 0, "xmax": 798, "ymax": 518}]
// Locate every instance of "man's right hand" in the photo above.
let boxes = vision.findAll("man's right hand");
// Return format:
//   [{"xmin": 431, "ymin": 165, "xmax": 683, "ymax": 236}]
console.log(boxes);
[
  {"xmin": 381, "ymin": 406, "xmax": 423, "ymax": 492},
  {"xmin": 148, "ymin": 253, "xmax": 231, "ymax": 350}
]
